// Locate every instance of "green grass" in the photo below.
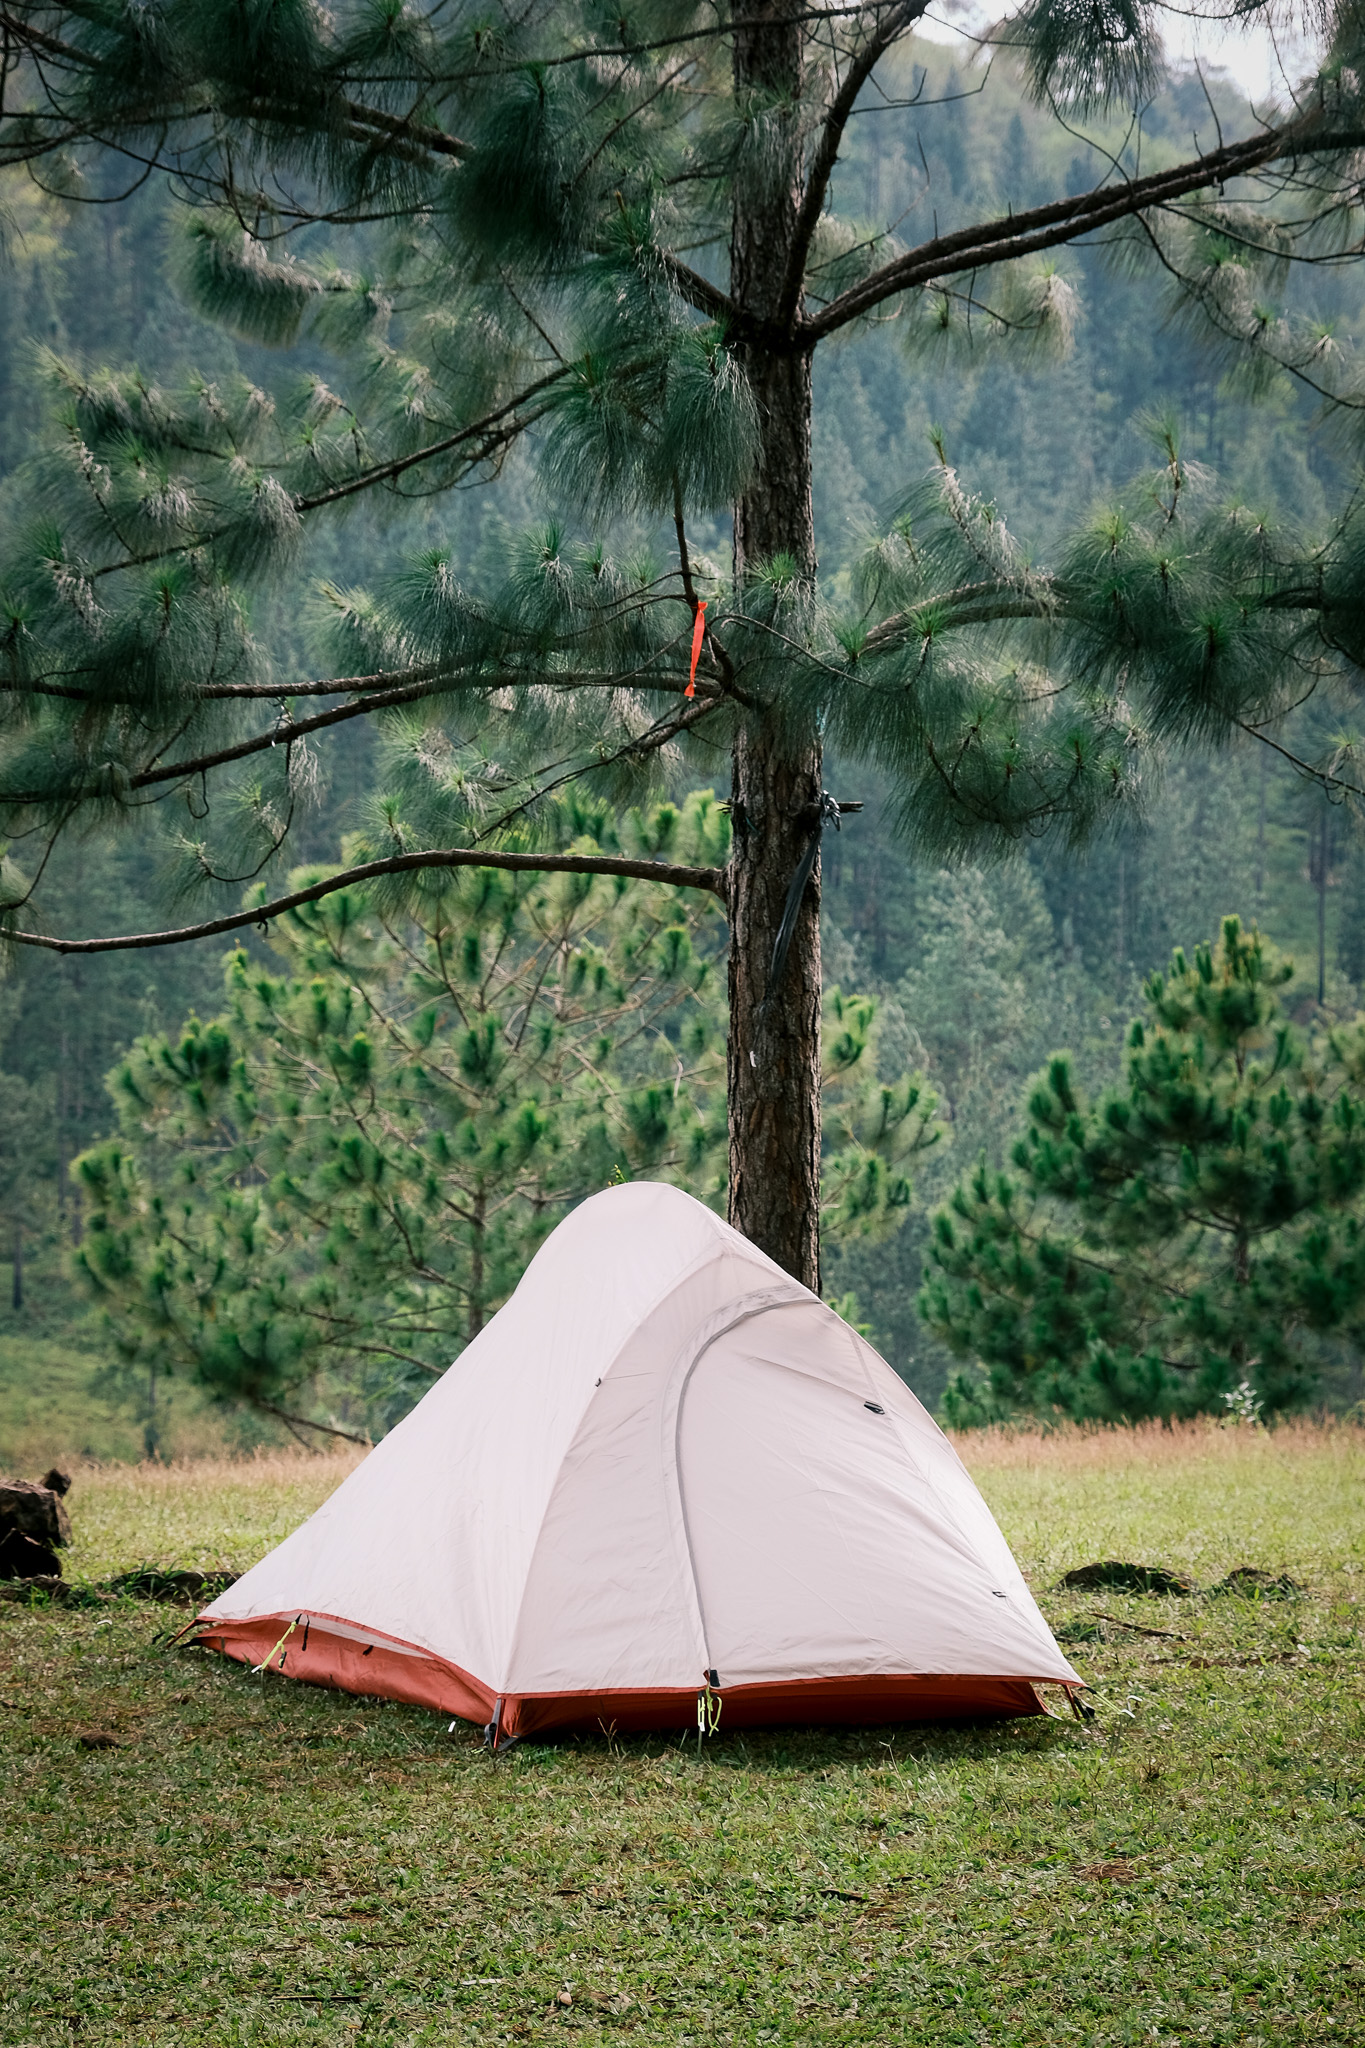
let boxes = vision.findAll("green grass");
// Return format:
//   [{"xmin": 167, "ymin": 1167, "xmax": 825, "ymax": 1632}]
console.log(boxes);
[
  {"xmin": 1, "ymin": 1423, "xmax": 1361, "ymax": 2046},
  {"xmin": 0, "ymin": 1329, "xmax": 252, "ymax": 1470},
  {"xmin": 0, "ymin": 1331, "xmax": 155, "ymax": 1469},
  {"xmin": 0, "ymin": 1250, "xmax": 262, "ymax": 1470}
]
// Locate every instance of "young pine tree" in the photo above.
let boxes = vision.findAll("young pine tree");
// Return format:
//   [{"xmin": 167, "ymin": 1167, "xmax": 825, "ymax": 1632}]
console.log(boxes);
[
  {"xmin": 921, "ymin": 919, "xmax": 1365, "ymax": 1422},
  {"xmin": 73, "ymin": 794, "xmax": 936, "ymax": 1436}
]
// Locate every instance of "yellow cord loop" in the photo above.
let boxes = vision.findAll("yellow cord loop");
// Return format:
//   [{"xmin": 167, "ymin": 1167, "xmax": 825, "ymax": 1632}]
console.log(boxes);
[{"xmin": 251, "ymin": 1615, "xmax": 300, "ymax": 1675}]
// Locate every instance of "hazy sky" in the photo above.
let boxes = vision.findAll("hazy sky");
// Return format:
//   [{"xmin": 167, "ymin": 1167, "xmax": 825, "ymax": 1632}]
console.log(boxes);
[{"xmin": 921, "ymin": 3, "xmax": 1320, "ymax": 111}]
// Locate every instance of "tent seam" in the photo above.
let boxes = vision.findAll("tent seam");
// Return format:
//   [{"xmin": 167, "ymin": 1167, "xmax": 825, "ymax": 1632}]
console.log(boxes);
[{"xmin": 671, "ymin": 1293, "xmax": 811, "ymax": 1687}]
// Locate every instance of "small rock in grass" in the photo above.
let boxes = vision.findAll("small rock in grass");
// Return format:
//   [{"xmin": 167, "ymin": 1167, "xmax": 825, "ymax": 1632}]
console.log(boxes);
[
  {"xmin": 77, "ymin": 1730, "xmax": 121, "ymax": 1750},
  {"xmin": 1211, "ymin": 1566, "xmax": 1301, "ymax": 1600},
  {"xmin": 1059, "ymin": 1561, "xmax": 1195, "ymax": 1596},
  {"xmin": 1077, "ymin": 1859, "xmax": 1136, "ymax": 1882},
  {"xmin": 104, "ymin": 1567, "xmax": 238, "ymax": 1605}
]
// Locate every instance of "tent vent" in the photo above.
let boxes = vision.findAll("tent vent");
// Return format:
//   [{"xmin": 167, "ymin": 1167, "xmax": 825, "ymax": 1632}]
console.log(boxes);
[{"xmin": 864, "ymin": 1402, "xmax": 885, "ymax": 1415}]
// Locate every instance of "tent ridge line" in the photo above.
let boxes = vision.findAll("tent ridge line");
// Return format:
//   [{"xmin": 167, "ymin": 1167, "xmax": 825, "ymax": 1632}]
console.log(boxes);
[
  {"xmin": 492, "ymin": 1249, "xmax": 775, "ymax": 1695},
  {"xmin": 668, "ymin": 1286, "xmax": 814, "ymax": 1690}
]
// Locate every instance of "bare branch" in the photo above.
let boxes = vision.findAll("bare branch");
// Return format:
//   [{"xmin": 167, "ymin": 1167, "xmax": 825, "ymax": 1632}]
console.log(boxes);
[
  {"xmin": 802, "ymin": 113, "xmax": 1365, "ymax": 341},
  {"xmin": 2, "ymin": 846, "xmax": 728, "ymax": 955},
  {"xmin": 780, "ymin": 0, "xmax": 924, "ymax": 326},
  {"xmin": 254, "ymin": 1400, "xmax": 371, "ymax": 1448}
]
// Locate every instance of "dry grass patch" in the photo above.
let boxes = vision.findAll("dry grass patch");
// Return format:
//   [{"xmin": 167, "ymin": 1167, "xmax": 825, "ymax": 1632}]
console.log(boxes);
[
  {"xmin": 62, "ymin": 1448, "xmax": 364, "ymax": 1581},
  {"xmin": 953, "ymin": 1416, "xmax": 1364, "ymax": 1586}
]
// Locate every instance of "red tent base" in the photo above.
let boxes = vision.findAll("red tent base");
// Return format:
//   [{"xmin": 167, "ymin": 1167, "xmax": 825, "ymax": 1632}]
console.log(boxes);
[
  {"xmin": 507, "ymin": 1673, "xmax": 1046, "ymax": 1738},
  {"xmin": 189, "ymin": 1611, "xmax": 1052, "ymax": 1737}
]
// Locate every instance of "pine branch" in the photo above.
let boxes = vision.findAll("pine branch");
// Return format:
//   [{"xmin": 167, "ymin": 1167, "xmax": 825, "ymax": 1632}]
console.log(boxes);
[
  {"xmin": 0, "ymin": 8, "xmax": 93, "ymax": 68},
  {"xmin": 2, "ymin": 846, "xmax": 728, "ymax": 955},
  {"xmin": 802, "ymin": 114, "xmax": 1365, "ymax": 341},
  {"xmin": 1, "ymin": 679, "xmax": 451, "ymax": 801},
  {"xmin": 69, "ymin": 368, "xmax": 574, "ymax": 581},
  {"xmin": 659, "ymin": 254, "xmax": 736, "ymax": 326},
  {"xmin": 1235, "ymin": 720, "xmax": 1365, "ymax": 800},
  {"xmin": 254, "ymin": 1401, "xmax": 371, "ymax": 1448},
  {"xmin": 3, "ymin": 665, "xmax": 443, "ymax": 705},
  {"xmin": 339, "ymin": 99, "xmax": 470, "ymax": 162},
  {"xmin": 292, "ymin": 368, "xmax": 571, "ymax": 512},
  {"xmin": 62, "ymin": 664, "xmax": 705, "ymax": 795},
  {"xmin": 779, "ymin": 0, "xmax": 925, "ymax": 327}
]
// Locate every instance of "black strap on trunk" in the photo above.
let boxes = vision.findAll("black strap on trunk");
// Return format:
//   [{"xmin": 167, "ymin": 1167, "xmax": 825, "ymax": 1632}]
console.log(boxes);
[{"xmin": 767, "ymin": 791, "xmax": 843, "ymax": 1001}]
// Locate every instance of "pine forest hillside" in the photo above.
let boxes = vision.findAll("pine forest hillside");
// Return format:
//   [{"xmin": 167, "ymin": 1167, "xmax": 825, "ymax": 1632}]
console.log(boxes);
[{"xmin": 2, "ymin": 32, "xmax": 1363, "ymax": 1440}]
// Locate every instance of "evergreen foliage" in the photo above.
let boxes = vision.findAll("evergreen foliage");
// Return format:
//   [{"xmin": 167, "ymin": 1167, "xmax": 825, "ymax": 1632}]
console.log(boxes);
[
  {"xmin": 5, "ymin": 2, "xmax": 1365, "ymax": 1301},
  {"xmin": 922, "ymin": 918, "xmax": 1365, "ymax": 1423},
  {"xmin": 73, "ymin": 793, "xmax": 937, "ymax": 1433}
]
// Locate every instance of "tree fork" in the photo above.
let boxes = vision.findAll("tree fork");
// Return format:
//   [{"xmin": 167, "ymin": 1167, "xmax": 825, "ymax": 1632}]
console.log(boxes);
[{"xmin": 726, "ymin": 1, "xmax": 824, "ymax": 1293}]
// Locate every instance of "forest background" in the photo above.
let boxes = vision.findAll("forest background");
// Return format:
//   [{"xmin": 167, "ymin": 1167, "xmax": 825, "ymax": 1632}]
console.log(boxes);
[{"xmin": 3, "ymin": 29, "xmax": 1363, "ymax": 1458}]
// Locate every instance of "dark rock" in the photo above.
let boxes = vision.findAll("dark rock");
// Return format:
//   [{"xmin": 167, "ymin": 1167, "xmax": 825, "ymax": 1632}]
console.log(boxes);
[
  {"xmin": 0, "ymin": 1575, "xmax": 68, "ymax": 1602},
  {"xmin": 0, "ymin": 1527, "xmax": 63, "ymax": 1580},
  {"xmin": 77, "ymin": 1730, "xmax": 121, "ymax": 1750},
  {"xmin": 0, "ymin": 1478, "xmax": 72, "ymax": 1552},
  {"xmin": 41, "ymin": 1468, "xmax": 73, "ymax": 1498},
  {"xmin": 1059, "ymin": 1561, "xmax": 1196, "ymax": 1596},
  {"xmin": 105, "ymin": 1567, "xmax": 238, "ymax": 1605},
  {"xmin": 1212, "ymin": 1566, "xmax": 1301, "ymax": 1600}
]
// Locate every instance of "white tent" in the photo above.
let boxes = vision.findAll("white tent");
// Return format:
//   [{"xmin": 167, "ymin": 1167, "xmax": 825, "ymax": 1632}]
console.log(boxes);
[{"xmin": 194, "ymin": 1183, "xmax": 1080, "ymax": 1736}]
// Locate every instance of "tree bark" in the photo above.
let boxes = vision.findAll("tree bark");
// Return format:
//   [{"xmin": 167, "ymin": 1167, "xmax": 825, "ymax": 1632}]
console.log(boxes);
[
  {"xmin": 468, "ymin": 1183, "xmax": 486, "ymax": 1342},
  {"xmin": 726, "ymin": 1, "xmax": 824, "ymax": 1292}
]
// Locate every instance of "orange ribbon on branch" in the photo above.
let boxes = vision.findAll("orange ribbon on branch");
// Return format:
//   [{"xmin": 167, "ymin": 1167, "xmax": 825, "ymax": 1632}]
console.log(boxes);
[{"xmin": 685, "ymin": 599, "xmax": 707, "ymax": 699}]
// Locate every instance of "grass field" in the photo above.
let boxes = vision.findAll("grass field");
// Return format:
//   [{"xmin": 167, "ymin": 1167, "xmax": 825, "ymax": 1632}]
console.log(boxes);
[
  {"xmin": 0, "ymin": 1421, "xmax": 1361, "ymax": 2046},
  {"xmin": 0, "ymin": 1332, "xmax": 245, "ymax": 1472}
]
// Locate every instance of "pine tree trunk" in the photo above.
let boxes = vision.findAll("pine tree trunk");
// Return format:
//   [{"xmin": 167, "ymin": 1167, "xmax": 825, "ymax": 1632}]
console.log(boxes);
[
  {"xmin": 468, "ymin": 1183, "xmax": 486, "ymax": 1342},
  {"xmin": 726, "ymin": 2, "xmax": 823, "ymax": 1292},
  {"xmin": 1317, "ymin": 805, "xmax": 1329, "ymax": 1007}
]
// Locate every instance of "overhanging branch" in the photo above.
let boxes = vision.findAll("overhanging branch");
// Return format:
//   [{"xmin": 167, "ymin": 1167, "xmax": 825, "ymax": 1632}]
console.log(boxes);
[
  {"xmin": 2, "ymin": 845, "xmax": 728, "ymax": 955},
  {"xmin": 803, "ymin": 113, "xmax": 1365, "ymax": 341}
]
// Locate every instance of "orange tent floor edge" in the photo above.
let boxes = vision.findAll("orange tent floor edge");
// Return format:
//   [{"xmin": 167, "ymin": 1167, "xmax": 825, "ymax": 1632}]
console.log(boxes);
[
  {"xmin": 188, "ymin": 1615, "xmax": 1050, "ymax": 1734},
  {"xmin": 189, "ymin": 1612, "xmax": 495, "ymax": 1725},
  {"xmin": 505, "ymin": 1673, "xmax": 1046, "ymax": 1738}
]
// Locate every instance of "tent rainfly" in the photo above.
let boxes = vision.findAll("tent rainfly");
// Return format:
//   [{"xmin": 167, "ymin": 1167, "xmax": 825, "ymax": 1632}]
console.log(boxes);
[{"xmin": 192, "ymin": 1184, "xmax": 1081, "ymax": 1737}]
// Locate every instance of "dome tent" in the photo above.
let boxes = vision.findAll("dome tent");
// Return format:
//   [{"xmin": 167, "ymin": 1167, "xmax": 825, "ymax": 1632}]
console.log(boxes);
[{"xmin": 192, "ymin": 1183, "xmax": 1080, "ymax": 1737}]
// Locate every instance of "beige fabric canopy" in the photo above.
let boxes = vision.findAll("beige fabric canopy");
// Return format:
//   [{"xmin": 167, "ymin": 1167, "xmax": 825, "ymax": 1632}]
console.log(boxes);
[{"xmin": 194, "ymin": 1182, "xmax": 1080, "ymax": 1736}]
